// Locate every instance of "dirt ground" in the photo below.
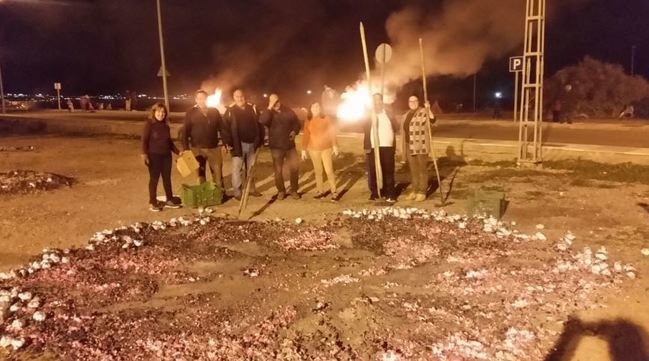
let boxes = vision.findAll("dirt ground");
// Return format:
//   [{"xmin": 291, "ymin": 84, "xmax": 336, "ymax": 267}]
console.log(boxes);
[{"xmin": 0, "ymin": 134, "xmax": 648, "ymax": 360}]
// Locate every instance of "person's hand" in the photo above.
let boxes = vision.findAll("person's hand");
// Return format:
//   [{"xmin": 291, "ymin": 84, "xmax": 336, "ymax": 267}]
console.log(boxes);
[
  {"xmin": 424, "ymin": 100, "xmax": 431, "ymax": 109},
  {"xmin": 141, "ymin": 154, "xmax": 149, "ymax": 166},
  {"xmin": 268, "ymin": 94, "xmax": 279, "ymax": 110},
  {"xmin": 289, "ymin": 131, "xmax": 296, "ymax": 141},
  {"xmin": 332, "ymin": 145, "xmax": 339, "ymax": 157},
  {"xmin": 301, "ymin": 150, "xmax": 308, "ymax": 161}
]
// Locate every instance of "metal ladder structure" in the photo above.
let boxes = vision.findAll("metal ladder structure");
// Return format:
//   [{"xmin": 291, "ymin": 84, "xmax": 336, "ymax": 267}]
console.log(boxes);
[{"xmin": 517, "ymin": 0, "xmax": 546, "ymax": 166}]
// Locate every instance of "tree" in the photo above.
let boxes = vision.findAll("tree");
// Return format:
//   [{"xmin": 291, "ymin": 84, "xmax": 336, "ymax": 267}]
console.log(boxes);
[{"xmin": 545, "ymin": 57, "xmax": 649, "ymax": 118}]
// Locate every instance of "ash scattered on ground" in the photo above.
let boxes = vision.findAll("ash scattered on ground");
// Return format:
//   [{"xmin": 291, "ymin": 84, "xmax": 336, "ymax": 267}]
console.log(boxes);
[{"xmin": 0, "ymin": 208, "xmax": 636, "ymax": 360}]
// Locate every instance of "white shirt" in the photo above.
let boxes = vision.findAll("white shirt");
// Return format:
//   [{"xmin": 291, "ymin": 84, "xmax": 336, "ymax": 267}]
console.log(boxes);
[{"xmin": 370, "ymin": 111, "xmax": 394, "ymax": 148}]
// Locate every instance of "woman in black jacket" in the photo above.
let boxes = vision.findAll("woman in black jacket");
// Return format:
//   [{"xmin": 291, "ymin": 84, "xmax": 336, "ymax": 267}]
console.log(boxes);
[{"xmin": 141, "ymin": 103, "xmax": 181, "ymax": 211}]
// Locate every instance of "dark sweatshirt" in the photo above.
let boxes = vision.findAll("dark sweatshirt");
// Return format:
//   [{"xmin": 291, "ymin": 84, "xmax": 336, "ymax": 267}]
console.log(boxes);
[
  {"xmin": 142, "ymin": 120, "xmax": 179, "ymax": 155},
  {"xmin": 182, "ymin": 106, "xmax": 222, "ymax": 149},
  {"xmin": 259, "ymin": 105, "xmax": 301, "ymax": 150},
  {"xmin": 222, "ymin": 103, "xmax": 264, "ymax": 157}
]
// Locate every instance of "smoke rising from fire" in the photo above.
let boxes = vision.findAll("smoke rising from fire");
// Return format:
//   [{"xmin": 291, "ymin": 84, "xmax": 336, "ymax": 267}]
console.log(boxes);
[{"xmin": 384, "ymin": 0, "xmax": 590, "ymax": 89}]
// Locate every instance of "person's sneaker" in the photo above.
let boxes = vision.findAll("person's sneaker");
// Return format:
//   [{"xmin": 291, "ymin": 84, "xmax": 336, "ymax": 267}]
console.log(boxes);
[
  {"xmin": 314, "ymin": 192, "xmax": 326, "ymax": 199},
  {"xmin": 149, "ymin": 202, "xmax": 163, "ymax": 212},
  {"xmin": 165, "ymin": 198, "xmax": 182, "ymax": 209},
  {"xmin": 414, "ymin": 193, "xmax": 426, "ymax": 202},
  {"xmin": 369, "ymin": 194, "xmax": 379, "ymax": 201},
  {"xmin": 386, "ymin": 197, "xmax": 397, "ymax": 204},
  {"xmin": 330, "ymin": 193, "xmax": 339, "ymax": 202},
  {"xmin": 249, "ymin": 190, "xmax": 263, "ymax": 197},
  {"xmin": 277, "ymin": 191, "xmax": 286, "ymax": 200},
  {"xmin": 290, "ymin": 192, "xmax": 301, "ymax": 200}
]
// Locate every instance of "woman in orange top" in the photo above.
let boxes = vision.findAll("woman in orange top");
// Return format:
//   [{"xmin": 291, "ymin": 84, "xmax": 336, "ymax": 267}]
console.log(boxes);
[{"xmin": 301, "ymin": 102, "xmax": 339, "ymax": 201}]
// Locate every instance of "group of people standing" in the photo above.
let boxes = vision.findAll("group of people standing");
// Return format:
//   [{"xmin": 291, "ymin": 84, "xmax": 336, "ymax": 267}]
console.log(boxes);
[{"xmin": 141, "ymin": 88, "xmax": 436, "ymax": 212}]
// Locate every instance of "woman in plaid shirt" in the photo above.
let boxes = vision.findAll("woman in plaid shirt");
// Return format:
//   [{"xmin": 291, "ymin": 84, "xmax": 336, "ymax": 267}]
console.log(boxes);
[{"xmin": 401, "ymin": 95, "xmax": 436, "ymax": 202}]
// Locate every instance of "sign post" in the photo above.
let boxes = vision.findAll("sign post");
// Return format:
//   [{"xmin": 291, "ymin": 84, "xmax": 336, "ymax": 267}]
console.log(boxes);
[
  {"xmin": 509, "ymin": 56, "xmax": 523, "ymax": 122},
  {"xmin": 375, "ymin": 43, "xmax": 392, "ymax": 97},
  {"xmin": 54, "ymin": 82, "xmax": 62, "ymax": 110}
]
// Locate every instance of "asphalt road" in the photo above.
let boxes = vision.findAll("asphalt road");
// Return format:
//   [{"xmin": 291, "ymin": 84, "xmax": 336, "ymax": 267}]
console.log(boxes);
[{"xmin": 2, "ymin": 110, "xmax": 649, "ymax": 148}]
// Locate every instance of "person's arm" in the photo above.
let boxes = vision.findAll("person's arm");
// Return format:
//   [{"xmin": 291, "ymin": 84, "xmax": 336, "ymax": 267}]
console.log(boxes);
[
  {"xmin": 425, "ymin": 101, "xmax": 436, "ymax": 124},
  {"xmin": 302, "ymin": 119, "xmax": 311, "ymax": 150},
  {"xmin": 259, "ymin": 109, "xmax": 273, "ymax": 126},
  {"xmin": 221, "ymin": 108, "xmax": 233, "ymax": 148},
  {"xmin": 182, "ymin": 110, "xmax": 192, "ymax": 151},
  {"xmin": 169, "ymin": 128, "xmax": 180, "ymax": 155},
  {"xmin": 141, "ymin": 122, "xmax": 151, "ymax": 165}
]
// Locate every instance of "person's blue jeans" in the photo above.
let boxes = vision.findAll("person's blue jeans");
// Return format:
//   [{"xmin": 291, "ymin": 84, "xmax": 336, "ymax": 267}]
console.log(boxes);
[{"xmin": 231, "ymin": 142, "xmax": 257, "ymax": 197}]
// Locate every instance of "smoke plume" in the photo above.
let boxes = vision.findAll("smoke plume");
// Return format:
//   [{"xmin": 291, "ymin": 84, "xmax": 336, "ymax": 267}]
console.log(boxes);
[{"xmin": 384, "ymin": 0, "xmax": 589, "ymax": 89}]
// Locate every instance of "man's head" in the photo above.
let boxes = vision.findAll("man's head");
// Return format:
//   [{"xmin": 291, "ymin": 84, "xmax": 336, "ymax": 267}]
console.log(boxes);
[
  {"xmin": 233, "ymin": 89, "xmax": 246, "ymax": 107},
  {"xmin": 269, "ymin": 93, "xmax": 281, "ymax": 110},
  {"xmin": 195, "ymin": 90, "xmax": 208, "ymax": 109},
  {"xmin": 373, "ymin": 93, "xmax": 384, "ymax": 112},
  {"xmin": 408, "ymin": 95, "xmax": 420, "ymax": 111}
]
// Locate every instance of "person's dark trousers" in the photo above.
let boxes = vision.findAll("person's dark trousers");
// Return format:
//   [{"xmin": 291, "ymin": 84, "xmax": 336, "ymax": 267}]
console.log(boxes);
[
  {"xmin": 366, "ymin": 146, "xmax": 395, "ymax": 199},
  {"xmin": 271, "ymin": 148, "xmax": 299, "ymax": 194},
  {"xmin": 148, "ymin": 153, "xmax": 173, "ymax": 204}
]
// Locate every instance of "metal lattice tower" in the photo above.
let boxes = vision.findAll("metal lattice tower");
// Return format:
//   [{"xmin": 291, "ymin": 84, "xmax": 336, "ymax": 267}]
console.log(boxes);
[{"xmin": 517, "ymin": 0, "xmax": 546, "ymax": 166}]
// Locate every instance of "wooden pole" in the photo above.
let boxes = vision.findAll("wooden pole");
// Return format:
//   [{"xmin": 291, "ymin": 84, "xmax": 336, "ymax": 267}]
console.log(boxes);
[
  {"xmin": 418, "ymin": 38, "xmax": 444, "ymax": 204},
  {"xmin": 360, "ymin": 22, "xmax": 383, "ymax": 197},
  {"xmin": 238, "ymin": 147, "xmax": 262, "ymax": 219}
]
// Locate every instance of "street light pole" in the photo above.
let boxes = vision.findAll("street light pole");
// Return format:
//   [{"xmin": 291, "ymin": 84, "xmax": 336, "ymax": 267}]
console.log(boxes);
[
  {"xmin": 631, "ymin": 45, "xmax": 637, "ymax": 76},
  {"xmin": 472, "ymin": 73, "xmax": 477, "ymax": 113},
  {"xmin": 0, "ymin": 60, "xmax": 5, "ymax": 114},
  {"xmin": 156, "ymin": 0, "xmax": 170, "ymax": 110}
]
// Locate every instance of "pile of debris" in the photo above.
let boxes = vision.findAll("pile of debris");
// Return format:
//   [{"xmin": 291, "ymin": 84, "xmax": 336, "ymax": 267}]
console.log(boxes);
[{"xmin": 0, "ymin": 170, "xmax": 74, "ymax": 195}]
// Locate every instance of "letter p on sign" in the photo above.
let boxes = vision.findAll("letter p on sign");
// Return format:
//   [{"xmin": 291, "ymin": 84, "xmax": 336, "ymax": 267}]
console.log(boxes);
[{"xmin": 509, "ymin": 57, "xmax": 523, "ymax": 73}]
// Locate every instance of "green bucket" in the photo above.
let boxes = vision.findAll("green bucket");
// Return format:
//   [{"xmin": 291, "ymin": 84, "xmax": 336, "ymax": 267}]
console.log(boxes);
[{"xmin": 180, "ymin": 181, "xmax": 223, "ymax": 208}]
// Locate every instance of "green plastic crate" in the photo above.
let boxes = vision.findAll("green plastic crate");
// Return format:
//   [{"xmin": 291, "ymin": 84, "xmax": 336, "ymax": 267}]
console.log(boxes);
[
  {"xmin": 180, "ymin": 181, "xmax": 223, "ymax": 208},
  {"xmin": 466, "ymin": 189, "xmax": 506, "ymax": 219}
]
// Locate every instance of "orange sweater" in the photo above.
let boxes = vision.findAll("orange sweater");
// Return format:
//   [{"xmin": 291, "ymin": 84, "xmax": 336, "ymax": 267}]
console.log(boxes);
[{"xmin": 302, "ymin": 116, "xmax": 336, "ymax": 151}]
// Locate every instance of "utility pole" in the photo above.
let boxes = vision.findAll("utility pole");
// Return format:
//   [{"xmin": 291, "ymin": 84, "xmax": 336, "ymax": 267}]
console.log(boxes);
[
  {"xmin": 156, "ymin": 0, "xmax": 170, "ymax": 110},
  {"xmin": 631, "ymin": 45, "xmax": 637, "ymax": 76},
  {"xmin": 472, "ymin": 73, "xmax": 477, "ymax": 113},
  {"xmin": 0, "ymin": 59, "xmax": 5, "ymax": 114}
]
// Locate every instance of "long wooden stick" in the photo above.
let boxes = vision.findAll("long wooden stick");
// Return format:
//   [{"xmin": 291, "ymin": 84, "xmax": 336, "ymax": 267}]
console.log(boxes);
[
  {"xmin": 360, "ymin": 22, "xmax": 383, "ymax": 197},
  {"xmin": 418, "ymin": 38, "xmax": 444, "ymax": 204},
  {"xmin": 238, "ymin": 147, "xmax": 262, "ymax": 219}
]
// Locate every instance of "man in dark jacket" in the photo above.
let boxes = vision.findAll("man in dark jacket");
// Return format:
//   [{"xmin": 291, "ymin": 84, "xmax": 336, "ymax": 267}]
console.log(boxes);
[
  {"xmin": 182, "ymin": 90, "xmax": 224, "ymax": 187},
  {"xmin": 222, "ymin": 89, "xmax": 264, "ymax": 200},
  {"xmin": 364, "ymin": 93, "xmax": 399, "ymax": 203},
  {"xmin": 259, "ymin": 93, "xmax": 302, "ymax": 200}
]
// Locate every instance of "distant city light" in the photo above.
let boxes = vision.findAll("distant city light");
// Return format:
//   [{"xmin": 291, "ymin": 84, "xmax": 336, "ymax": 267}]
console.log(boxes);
[
  {"xmin": 263, "ymin": 93, "xmax": 268, "ymax": 98},
  {"xmin": 494, "ymin": 92, "xmax": 503, "ymax": 99},
  {"xmin": 306, "ymin": 90, "xmax": 312, "ymax": 95}
]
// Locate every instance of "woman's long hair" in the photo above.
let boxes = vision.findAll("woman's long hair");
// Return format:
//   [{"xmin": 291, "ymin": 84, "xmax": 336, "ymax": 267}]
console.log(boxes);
[
  {"xmin": 148, "ymin": 102, "xmax": 169, "ymax": 124},
  {"xmin": 307, "ymin": 101, "xmax": 323, "ymax": 121}
]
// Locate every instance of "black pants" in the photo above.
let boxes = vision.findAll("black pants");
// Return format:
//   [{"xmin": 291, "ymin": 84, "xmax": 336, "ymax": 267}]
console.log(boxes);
[
  {"xmin": 366, "ymin": 146, "xmax": 395, "ymax": 199},
  {"xmin": 148, "ymin": 153, "xmax": 173, "ymax": 204},
  {"xmin": 271, "ymin": 148, "xmax": 299, "ymax": 193}
]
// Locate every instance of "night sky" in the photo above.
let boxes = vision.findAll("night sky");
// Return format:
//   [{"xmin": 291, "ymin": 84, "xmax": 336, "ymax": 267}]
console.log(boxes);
[{"xmin": 0, "ymin": 0, "xmax": 647, "ymax": 106}]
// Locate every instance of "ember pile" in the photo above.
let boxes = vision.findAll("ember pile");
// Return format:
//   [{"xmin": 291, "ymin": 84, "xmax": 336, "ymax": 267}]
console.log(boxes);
[
  {"xmin": 0, "ymin": 170, "xmax": 74, "ymax": 195},
  {"xmin": 0, "ymin": 208, "xmax": 637, "ymax": 360}
]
